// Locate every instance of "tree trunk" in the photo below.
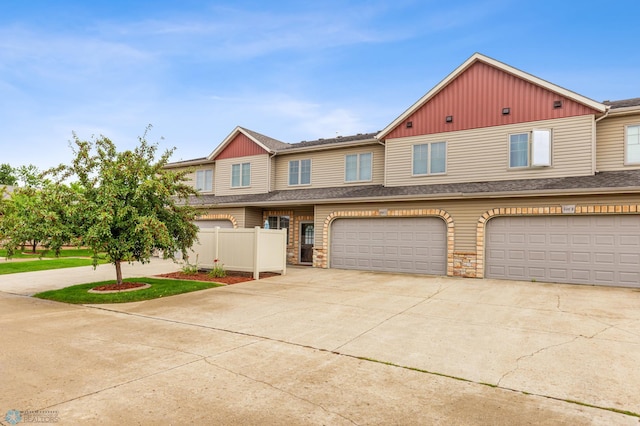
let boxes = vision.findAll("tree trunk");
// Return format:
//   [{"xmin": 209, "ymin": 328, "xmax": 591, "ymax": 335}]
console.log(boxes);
[
  {"xmin": 115, "ymin": 260, "xmax": 123, "ymax": 285},
  {"xmin": 31, "ymin": 240, "xmax": 37, "ymax": 253}
]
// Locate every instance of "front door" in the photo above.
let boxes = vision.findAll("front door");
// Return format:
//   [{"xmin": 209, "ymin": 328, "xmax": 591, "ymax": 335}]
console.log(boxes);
[{"xmin": 299, "ymin": 222, "xmax": 314, "ymax": 264}]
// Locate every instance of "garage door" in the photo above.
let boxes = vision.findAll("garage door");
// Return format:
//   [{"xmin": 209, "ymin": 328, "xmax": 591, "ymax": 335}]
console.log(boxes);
[
  {"xmin": 194, "ymin": 220, "xmax": 233, "ymax": 229},
  {"xmin": 330, "ymin": 217, "xmax": 446, "ymax": 275},
  {"xmin": 486, "ymin": 215, "xmax": 640, "ymax": 287}
]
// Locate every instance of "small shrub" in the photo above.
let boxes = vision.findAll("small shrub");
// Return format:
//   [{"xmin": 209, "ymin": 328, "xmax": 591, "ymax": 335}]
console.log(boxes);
[
  {"xmin": 182, "ymin": 254, "xmax": 199, "ymax": 275},
  {"xmin": 209, "ymin": 258, "xmax": 226, "ymax": 278}
]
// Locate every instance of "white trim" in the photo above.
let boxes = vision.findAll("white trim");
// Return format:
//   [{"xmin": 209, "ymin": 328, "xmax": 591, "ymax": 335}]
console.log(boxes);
[{"xmin": 376, "ymin": 53, "xmax": 606, "ymax": 140}]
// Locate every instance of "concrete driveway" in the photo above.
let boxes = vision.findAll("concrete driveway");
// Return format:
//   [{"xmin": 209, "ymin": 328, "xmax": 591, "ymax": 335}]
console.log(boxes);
[{"xmin": 1, "ymin": 266, "xmax": 639, "ymax": 425}]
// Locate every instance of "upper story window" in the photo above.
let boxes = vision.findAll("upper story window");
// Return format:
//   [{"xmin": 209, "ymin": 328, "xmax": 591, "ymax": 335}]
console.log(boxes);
[
  {"xmin": 509, "ymin": 129, "xmax": 552, "ymax": 168},
  {"xmin": 231, "ymin": 162, "xmax": 251, "ymax": 187},
  {"xmin": 195, "ymin": 169, "xmax": 213, "ymax": 192},
  {"xmin": 413, "ymin": 142, "xmax": 446, "ymax": 175},
  {"xmin": 626, "ymin": 124, "xmax": 640, "ymax": 164},
  {"xmin": 345, "ymin": 152, "xmax": 372, "ymax": 182},
  {"xmin": 288, "ymin": 159, "xmax": 311, "ymax": 186}
]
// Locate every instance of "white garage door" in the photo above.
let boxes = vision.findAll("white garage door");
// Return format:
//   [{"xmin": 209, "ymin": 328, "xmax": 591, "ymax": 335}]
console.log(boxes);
[
  {"xmin": 330, "ymin": 217, "xmax": 447, "ymax": 275},
  {"xmin": 486, "ymin": 215, "xmax": 640, "ymax": 287},
  {"xmin": 194, "ymin": 220, "xmax": 233, "ymax": 229}
]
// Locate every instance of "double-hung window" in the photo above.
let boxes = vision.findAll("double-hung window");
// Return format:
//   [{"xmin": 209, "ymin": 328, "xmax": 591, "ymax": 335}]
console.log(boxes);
[
  {"xmin": 413, "ymin": 142, "xmax": 446, "ymax": 175},
  {"xmin": 195, "ymin": 169, "xmax": 213, "ymax": 192},
  {"xmin": 231, "ymin": 162, "xmax": 251, "ymax": 187},
  {"xmin": 509, "ymin": 130, "xmax": 552, "ymax": 168},
  {"xmin": 626, "ymin": 125, "xmax": 640, "ymax": 164},
  {"xmin": 345, "ymin": 153, "xmax": 372, "ymax": 182},
  {"xmin": 268, "ymin": 215, "xmax": 290, "ymax": 244},
  {"xmin": 289, "ymin": 159, "xmax": 311, "ymax": 186}
]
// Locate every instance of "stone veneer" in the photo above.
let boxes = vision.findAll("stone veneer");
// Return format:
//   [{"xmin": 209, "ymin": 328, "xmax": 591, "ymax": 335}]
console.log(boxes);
[
  {"xmin": 476, "ymin": 204, "xmax": 640, "ymax": 278},
  {"xmin": 316, "ymin": 208, "xmax": 455, "ymax": 275}
]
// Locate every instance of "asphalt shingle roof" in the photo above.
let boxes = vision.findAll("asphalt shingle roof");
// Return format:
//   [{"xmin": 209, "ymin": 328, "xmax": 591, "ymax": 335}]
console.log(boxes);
[
  {"xmin": 188, "ymin": 169, "xmax": 640, "ymax": 207},
  {"xmin": 240, "ymin": 127, "xmax": 291, "ymax": 151},
  {"xmin": 603, "ymin": 98, "xmax": 640, "ymax": 109}
]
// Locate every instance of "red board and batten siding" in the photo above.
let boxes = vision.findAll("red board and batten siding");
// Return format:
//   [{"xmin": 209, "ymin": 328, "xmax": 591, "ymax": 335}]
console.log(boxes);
[
  {"xmin": 215, "ymin": 133, "xmax": 268, "ymax": 160},
  {"xmin": 386, "ymin": 61, "xmax": 600, "ymax": 140}
]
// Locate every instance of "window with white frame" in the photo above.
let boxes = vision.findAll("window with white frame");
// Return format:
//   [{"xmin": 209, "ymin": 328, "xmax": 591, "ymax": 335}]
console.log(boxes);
[
  {"xmin": 626, "ymin": 124, "xmax": 640, "ymax": 164},
  {"xmin": 345, "ymin": 152, "xmax": 372, "ymax": 182},
  {"xmin": 288, "ymin": 159, "xmax": 311, "ymax": 186},
  {"xmin": 195, "ymin": 169, "xmax": 213, "ymax": 192},
  {"xmin": 413, "ymin": 142, "xmax": 446, "ymax": 175},
  {"xmin": 509, "ymin": 129, "xmax": 552, "ymax": 168},
  {"xmin": 231, "ymin": 162, "xmax": 251, "ymax": 187}
]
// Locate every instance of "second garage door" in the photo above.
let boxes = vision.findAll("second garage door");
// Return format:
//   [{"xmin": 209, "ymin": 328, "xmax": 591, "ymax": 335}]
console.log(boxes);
[
  {"xmin": 486, "ymin": 215, "xmax": 640, "ymax": 287},
  {"xmin": 194, "ymin": 220, "xmax": 234, "ymax": 229},
  {"xmin": 330, "ymin": 217, "xmax": 446, "ymax": 275}
]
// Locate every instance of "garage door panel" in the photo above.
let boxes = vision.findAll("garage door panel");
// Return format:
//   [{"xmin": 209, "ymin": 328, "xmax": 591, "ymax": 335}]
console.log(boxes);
[
  {"xmin": 486, "ymin": 215, "xmax": 640, "ymax": 288},
  {"xmin": 331, "ymin": 217, "xmax": 446, "ymax": 275}
]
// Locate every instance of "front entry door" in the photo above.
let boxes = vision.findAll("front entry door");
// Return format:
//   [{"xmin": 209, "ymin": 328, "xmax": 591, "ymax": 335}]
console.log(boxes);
[{"xmin": 300, "ymin": 222, "xmax": 314, "ymax": 264}]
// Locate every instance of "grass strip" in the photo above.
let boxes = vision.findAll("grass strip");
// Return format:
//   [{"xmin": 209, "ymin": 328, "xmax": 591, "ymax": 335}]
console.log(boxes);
[
  {"xmin": 0, "ymin": 248, "xmax": 105, "ymax": 259},
  {"xmin": 34, "ymin": 277, "xmax": 223, "ymax": 304},
  {"xmin": 0, "ymin": 258, "xmax": 102, "ymax": 275}
]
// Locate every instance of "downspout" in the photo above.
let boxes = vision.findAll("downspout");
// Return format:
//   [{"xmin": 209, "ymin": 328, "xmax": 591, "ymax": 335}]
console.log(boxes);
[
  {"xmin": 377, "ymin": 137, "xmax": 386, "ymax": 187},
  {"xmin": 268, "ymin": 151, "xmax": 277, "ymax": 193},
  {"xmin": 593, "ymin": 106, "xmax": 611, "ymax": 173}
]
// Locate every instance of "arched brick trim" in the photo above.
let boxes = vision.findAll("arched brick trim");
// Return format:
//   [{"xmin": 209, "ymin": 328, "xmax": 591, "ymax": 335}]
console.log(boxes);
[
  {"xmin": 476, "ymin": 204, "xmax": 640, "ymax": 278},
  {"xmin": 195, "ymin": 213, "xmax": 238, "ymax": 229},
  {"xmin": 317, "ymin": 209, "xmax": 455, "ymax": 276}
]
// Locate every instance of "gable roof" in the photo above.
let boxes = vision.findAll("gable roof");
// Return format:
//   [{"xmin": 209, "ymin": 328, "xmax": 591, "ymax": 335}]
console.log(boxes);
[
  {"xmin": 207, "ymin": 126, "xmax": 289, "ymax": 160},
  {"xmin": 377, "ymin": 53, "xmax": 607, "ymax": 140}
]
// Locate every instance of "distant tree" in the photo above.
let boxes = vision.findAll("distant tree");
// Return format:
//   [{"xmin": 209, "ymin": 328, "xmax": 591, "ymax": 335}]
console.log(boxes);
[
  {"xmin": 47, "ymin": 127, "xmax": 199, "ymax": 284},
  {"xmin": 0, "ymin": 163, "xmax": 17, "ymax": 186},
  {"xmin": 16, "ymin": 164, "xmax": 42, "ymax": 188},
  {"xmin": 0, "ymin": 181, "xmax": 77, "ymax": 254}
]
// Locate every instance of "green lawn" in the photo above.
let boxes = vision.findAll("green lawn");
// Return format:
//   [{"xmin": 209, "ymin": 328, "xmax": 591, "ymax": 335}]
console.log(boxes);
[
  {"xmin": 0, "ymin": 258, "xmax": 103, "ymax": 275},
  {"xmin": 34, "ymin": 277, "xmax": 223, "ymax": 304},
  {"xmin": 0, "ymin": 248, "xmax": 103, "ymax": 259}
]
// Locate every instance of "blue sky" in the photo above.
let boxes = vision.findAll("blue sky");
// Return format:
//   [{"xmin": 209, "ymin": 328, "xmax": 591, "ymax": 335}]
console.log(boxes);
[{"xmin": 1, "ymin": 0, "xmax": 639, "ymax": 171}]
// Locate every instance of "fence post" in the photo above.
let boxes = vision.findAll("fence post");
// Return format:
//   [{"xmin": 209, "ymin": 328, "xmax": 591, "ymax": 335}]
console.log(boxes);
[
  {"xmin": 281, "ymin": 229, "xmax": 287, "ymax": 275},
  {"xmin": 214, "ymin": 227, "xmax": 220, "ymax": 262},
  {"xmin": 253, "ymin": 226, "xmax": 260, "ymax": 280}
]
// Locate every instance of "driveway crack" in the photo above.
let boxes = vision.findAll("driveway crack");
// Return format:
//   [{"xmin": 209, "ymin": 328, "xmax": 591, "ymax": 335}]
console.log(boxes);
[
  {"xmin": 203, "ymin": 358, "xmax": 359, "ymax": 425},
  {"xmin": 496, "ymin": 336, "xmax": 580, "ymax": 387},
  {"xmin": 331, "ymin": 284, "xmax": 449, "ymax": 352}
]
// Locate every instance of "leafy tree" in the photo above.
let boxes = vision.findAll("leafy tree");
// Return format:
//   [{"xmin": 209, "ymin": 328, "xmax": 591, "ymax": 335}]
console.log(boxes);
[
  {"xmin": 0, "ymin": 163, "xmax": 17, "ymax": 186},
  {"xmin": 48, "ymin": 127, "xmax": 199, "ymax": 284}
]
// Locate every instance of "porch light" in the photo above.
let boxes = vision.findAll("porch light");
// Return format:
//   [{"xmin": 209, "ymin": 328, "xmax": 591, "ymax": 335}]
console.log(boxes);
[{"xmin": 445, "ymin": 115, "xmax": 453, "ymax": 123}]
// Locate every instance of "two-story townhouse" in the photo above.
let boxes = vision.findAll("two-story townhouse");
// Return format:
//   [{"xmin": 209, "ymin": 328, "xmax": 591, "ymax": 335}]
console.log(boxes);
[{"xmin": 165, "ymin": 53, "xmax": 640, "ymax": 288}]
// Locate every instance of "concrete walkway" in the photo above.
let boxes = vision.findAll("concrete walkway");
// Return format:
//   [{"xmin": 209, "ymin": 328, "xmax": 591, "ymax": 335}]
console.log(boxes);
[
  {"xmin": 0, "ymin": 258, "xmax": 180, "ymax": 295},
  {"xmin": 1, "ymin": 267, "xmax": 639, "ymax": 424}
]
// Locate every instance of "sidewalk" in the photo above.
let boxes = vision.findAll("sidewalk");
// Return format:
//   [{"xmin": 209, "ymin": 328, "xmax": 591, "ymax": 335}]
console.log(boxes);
[{"xmin": 0, "ymin": 258, "xmax": 180, "ymax": 295}]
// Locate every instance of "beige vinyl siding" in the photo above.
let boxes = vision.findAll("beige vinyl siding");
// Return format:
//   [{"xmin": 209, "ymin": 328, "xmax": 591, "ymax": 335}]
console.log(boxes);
[
  {"xmin": 167, "ymin": 164, "xmax": 215, "ymax": 193},
  {"xmin": 245, "ymin": 207, "xmax": 265, "ymax": 228},
  {"xmin": 273, "ymin": 145, "xmax": 385, "ymax": 191},
  {"xmin": 315, "ymin": 193, "xmax": 640, "ymax": 254},
  {"xmin": 596, "ymin": 113, "xmax": 640, "ymax": 171},
  {"xmin": 214, "ymin": 154, "xmax": 269, "ymax": 196},
  {"xmin": 385, "ymin": 115, "xmax": 595, "ymax": 187}
]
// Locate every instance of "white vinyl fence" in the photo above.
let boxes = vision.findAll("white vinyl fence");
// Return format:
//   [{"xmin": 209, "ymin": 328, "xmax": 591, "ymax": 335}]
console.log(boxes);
[{"xmin": 187, "ymin": 227, "xmax": 287, "ymax": 279}]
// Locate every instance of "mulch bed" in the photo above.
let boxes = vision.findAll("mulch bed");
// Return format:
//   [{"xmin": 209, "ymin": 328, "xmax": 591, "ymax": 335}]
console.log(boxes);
[
  {"xmin": 90, "ymin": 271, "xmax": 280, "ymax": 292},
  {"xmin": 91, "ymin": 282, "xmax": 149, "ymax": 291},
  {"xmin": 156, "ymin": 270, "xmax": 280, "ymax": 285}
]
